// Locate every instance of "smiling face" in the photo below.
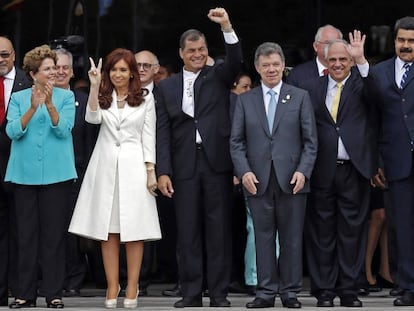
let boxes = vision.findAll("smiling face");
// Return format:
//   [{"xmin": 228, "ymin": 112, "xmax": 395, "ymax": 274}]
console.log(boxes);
[
  {"xmin": 179, "ymin": 37, "xmax": 208, "ymax": 73},
  {"xmin": 395, "ymin": 28, "xmax": 414, "ymax": 63},
  {"xmin": 30, "ymin": 57, "xmax": 56, "ymax": 86},
  {"xmin": 255, "ymin": 53, "xmax": 285, "ymax": 89},
  {"xmin": 326, "ymin": 41, "xmax": 352, "ymax": 83},
  {"xmin": 0, "ymin": 37, "xmax": 15, "ymax": 76},
  {"xmin": 109, "ymin": 59, "xmax": 131, "ymax": 90},
  {"xmin": 54, "ymin": 53, "xmax": 73, "ymax": 89}
]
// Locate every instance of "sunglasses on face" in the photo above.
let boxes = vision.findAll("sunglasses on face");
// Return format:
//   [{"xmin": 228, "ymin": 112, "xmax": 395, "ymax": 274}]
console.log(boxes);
[
  {"xmin": 137, "ymin": 63, "xmax": 156, "ymax": 71},
  {"xmin": 0, "ymin": 52, "xmax": 12, "ymax": 59}
]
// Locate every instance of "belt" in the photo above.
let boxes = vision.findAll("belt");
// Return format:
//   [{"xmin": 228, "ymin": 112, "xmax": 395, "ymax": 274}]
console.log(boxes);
[
  {"xmin": 196, "ymin": 143, "xmax": 203, "ymax": 150},
  {"xmin": 336, "ymin": 159, "xmax": 351, "ymax": 165}
]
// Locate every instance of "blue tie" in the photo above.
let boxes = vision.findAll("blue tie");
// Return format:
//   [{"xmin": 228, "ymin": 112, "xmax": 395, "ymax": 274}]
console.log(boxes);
[
  {"xmin": 267, "ymin": 89, "xmax": 277, "ymax": 131},
  {"xmin": 400, "ymin": 63, "xmax": 411, "ymax": 89}
]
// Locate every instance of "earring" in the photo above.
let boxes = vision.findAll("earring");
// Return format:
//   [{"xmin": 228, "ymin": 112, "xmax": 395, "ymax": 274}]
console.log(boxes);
[{"xmin": 130, "ymin": 75, "xmax": 134, "ymax": 79}]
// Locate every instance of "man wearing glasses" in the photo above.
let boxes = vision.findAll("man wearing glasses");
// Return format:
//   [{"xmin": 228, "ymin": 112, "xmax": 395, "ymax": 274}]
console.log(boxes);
[
  {"xmin": 0, "ymin": 36, "xmax": 31, "ymax": 306},
  {"xmin": 286, "ymin": 24, "xmax": 343, "ymax": 86}
]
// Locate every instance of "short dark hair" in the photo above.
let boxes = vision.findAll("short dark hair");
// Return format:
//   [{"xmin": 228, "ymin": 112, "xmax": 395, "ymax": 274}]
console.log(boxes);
[
  {"xmin": 394, "ymin": 16, "xmax": 414, "ymax": 38},
  {"xmin": 179, "ymin": 29, "xmax": 207, "ymax": 49}
]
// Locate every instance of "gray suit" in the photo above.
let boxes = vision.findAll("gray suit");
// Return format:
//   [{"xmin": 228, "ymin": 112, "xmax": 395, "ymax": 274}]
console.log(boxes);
[{"xmin": 230, "ymin": 83, "xmax": 317, "ymax": 302}]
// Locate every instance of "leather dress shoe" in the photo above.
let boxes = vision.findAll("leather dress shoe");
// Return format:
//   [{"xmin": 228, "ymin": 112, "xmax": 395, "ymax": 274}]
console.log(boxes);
[
  {"xmin": 174, "ymin": 297, "xmax": 202, "ymax": 308},
  {"xmin": 376, "ymin": 274, "xmax": 394, "ymax": 288},
  {"xmin": 316, "ymin": 296, "xmax": 334, "ymax": 307},
  {"xmin": 340, "ymin": 295, "xmax": 362, "ymax": 307},
  {"xmin": 357, "ymin": 286, "xmax": 369, "ymax": 296},
  {"xmin": 394, "ymin": 291, "xmax": 414, "ymax": 306},
  {"xmin": 246, "ymin": 297, "xmax": 274, "ymax": 308},
  {"xmin": 162, "ymin": 284, "xmax": 182, "ymax": 297},
  {"xmin": 282, "ymin": 297, "xmax": 301, "ymax": 308},
  {"xmin": 210, "ymin": 297, "xmax": 231, "ymax": 307},
  {"xmin": 63, "ymin": 289, "xmax": 80, "ymax": 297},
  {"xmin": 390, "ymin": 286, "xmax": 404, "ymax": 296},
  {"xmin": 9, "ymin": 299, "xmax": 36, "ymax": 309}
]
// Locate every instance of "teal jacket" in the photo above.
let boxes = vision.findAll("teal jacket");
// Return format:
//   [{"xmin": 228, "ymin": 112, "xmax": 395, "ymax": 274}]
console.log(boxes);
[{"xmin": 5, "ymin": 87, "xmax": 77, "ymax": 185}]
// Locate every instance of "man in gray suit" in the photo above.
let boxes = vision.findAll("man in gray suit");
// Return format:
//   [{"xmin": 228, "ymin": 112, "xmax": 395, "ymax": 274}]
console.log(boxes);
[{"xmin": 230, "ymin": 42, "xmax": 317, "ymax": 309}]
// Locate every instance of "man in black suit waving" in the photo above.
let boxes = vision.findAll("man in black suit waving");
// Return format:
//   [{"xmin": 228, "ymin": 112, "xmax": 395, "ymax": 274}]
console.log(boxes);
[
  {"xmin": 0, "ymin": 36, "xmax": 31, "ymax": 306},
  {"xmin": 155, "ymin": 7, "xmax": 242, "ymax": 308},
  {"xmin": 299, "ymin": 31, "xmax": 377, "ymax": 308}
]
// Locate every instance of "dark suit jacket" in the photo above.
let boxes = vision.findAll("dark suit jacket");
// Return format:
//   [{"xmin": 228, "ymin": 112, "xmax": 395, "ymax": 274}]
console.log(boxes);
[
  {"xmin": 155, "ymin": 42, "xmax": 243, "ymax": 180},
  {"xmin": 72, "ymin": 89, "xmax": 99, "ymax": 180},
  {"xmin": 286, "ymin": 59, "xmax": 319, "ymax": 87},
  {"xmin": 0, "ymin": 68, "xmax": 31, "ymax": 181},
  {"xmin": 230, "ymin": 83, "xmax": 318, "ymax": 195},
  {"xmin": 300, "ymin": 72, "xmax": 378, "ymax": 188},
  {"xmin": 371, "ymin": 57, "xmax": 414, "ymax": 182}
]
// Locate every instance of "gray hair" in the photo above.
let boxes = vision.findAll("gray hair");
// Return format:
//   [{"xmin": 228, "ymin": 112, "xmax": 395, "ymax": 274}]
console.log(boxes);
[
  {"xmin": 323, "ymin": 39, "xmax": 349, "ymax": 60},
  {"xmin": 254, "ymin": 42, "xmax": 285, "ymax": 65},
  {"xmin": 315, "ymin": 24, "xmax": 343, "ymax": 42},
  {"xmin": 53, "ymin": 48, "xmax": 73, "ymax": 67}
]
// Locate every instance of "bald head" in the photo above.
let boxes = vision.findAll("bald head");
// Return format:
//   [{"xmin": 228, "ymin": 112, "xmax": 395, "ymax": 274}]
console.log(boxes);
[
  {"xmin": 134, "ymin": 50, "xmax": 159, "ymax": 87},
  {"xmin": 0, "ymin": 36, "xmax": 16, "ymax": 76},
  {"xmin": 313, "ymin": 25, "xmax": 343, "ymax": 66}
]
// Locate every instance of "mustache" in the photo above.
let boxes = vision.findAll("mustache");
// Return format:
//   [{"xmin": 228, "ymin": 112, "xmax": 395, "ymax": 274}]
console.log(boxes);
[{"xmin": 400, "ymin": 47, "xmax": 413, "ymax": 53}]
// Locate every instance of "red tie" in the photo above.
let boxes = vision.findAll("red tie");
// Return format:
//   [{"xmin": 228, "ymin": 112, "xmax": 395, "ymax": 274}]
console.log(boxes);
[
  {"xmin": 0, "ymin": 76, "xmax": 5, "ymax": 122},
  {"xmin": 323, "ymin": 69, "xmax": 329, "ymax": 76}
]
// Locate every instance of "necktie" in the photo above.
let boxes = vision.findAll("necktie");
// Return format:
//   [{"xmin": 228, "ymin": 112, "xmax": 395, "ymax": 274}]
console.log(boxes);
[
  {"xmin": 267, "ymin": 89, "xmax": 277, "ymax": 131},
  {"xmin": 0, "ymin": 76, "xmax": 5, "ymax": 123},
  {"xmin": 400, "ymin": 63, "xmax": 411, "ymax": 89},
  {"xmin": 330, "ymin": 82, "xmax": 342, "ymax": 123},
  {"xmin": 323, "ymin": 68, "xmax": 329, "ymax": 76}
]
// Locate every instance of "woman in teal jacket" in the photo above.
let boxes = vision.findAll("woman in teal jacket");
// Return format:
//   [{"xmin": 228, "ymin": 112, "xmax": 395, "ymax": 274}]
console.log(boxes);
[{"xmin": 5, "ymin": 45, "xmax": 77, "ymax": 309}]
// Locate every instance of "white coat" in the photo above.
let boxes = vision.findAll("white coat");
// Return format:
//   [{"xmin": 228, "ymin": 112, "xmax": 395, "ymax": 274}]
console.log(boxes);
[{"xmin": 69, "ymin": 92, "xmax": 161, "ymax": 242}]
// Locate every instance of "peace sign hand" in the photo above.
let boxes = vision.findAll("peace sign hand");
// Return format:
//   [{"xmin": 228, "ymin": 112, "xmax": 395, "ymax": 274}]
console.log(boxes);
[{"xmin": 88, "ymin": 57, "xmax": 102, "ymax": 86}]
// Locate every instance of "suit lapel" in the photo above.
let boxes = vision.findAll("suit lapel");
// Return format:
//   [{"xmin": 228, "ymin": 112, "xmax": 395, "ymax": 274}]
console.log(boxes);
[
  {"xmin": 272, "ymin": 84, "xmax": 290, "ymax": 134},
  {"xmin": 193, "ymin": 67, "xmax": 210, "ymax": 115},
  {"xmin": 251, "ymin": 87, "xmax": 270, "ymax": 136}
]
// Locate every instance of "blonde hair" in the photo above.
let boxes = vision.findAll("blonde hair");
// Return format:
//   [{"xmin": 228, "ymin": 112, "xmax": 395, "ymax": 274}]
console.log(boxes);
[{"xmin": 23, "ymin": 44, "xmax": 57, "ymax": 75}]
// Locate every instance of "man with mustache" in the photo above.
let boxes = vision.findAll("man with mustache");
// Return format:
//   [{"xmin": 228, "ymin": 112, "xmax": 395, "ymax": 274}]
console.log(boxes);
[{"xmin": 370, "ymin": 16, "xmax": 414, "ymax": 307}]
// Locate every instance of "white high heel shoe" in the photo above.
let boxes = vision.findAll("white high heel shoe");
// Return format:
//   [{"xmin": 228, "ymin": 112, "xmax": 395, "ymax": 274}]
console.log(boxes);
[
  {"xmin": 105, "ymin": 285, "xmax": 121, "ymax": 309},
  {"xmin": 123, "ymin": 289, "xmax": 139, "ymax": 308}
]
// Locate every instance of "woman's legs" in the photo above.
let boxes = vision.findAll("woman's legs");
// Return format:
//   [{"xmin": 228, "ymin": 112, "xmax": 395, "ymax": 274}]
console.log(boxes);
[
  {"xmin": 125, "ymin": 241, "xmax": 144, "ymax": 299},
  {"xmin": 101, "ymin": 234, "xmax": 120, "ymax": 299},
  {"xmin": 365, "ymin": 208, "xmax": 385, "ymax": 285}
]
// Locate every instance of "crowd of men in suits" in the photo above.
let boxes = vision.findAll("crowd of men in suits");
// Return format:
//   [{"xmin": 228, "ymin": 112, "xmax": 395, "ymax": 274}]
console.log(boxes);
[{"xmin": 1, "ymin": 9, "xmax": 414, "ymax": 309}]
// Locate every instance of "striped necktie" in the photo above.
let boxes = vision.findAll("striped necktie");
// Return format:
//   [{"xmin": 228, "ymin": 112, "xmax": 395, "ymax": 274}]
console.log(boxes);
[{"xmin": 400, "ymin": 63, "xmax": 411, "ymax": 89}]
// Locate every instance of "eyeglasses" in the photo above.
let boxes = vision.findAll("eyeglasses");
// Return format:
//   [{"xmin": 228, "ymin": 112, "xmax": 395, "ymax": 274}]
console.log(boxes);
[
  {"xmin": 316, "ymin": 40, "xmax": 330, "ymax": 45},
  {"xmin": 137, "ymin": 62, "xmax": 157, "ymax": 71},
  {"xmin": 0, "ymin": 52, "xmax": 12, "ymax": 59}
]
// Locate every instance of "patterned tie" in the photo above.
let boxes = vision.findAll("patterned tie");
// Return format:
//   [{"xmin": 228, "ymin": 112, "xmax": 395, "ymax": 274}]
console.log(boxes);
[
  {"xmin": 267, "ymin": 89, "xmax": 277, "ymax": 131},
  {"xmin": 330, "ymin": 82, "xmax": 342, "ymax": 123},
  {"xmin": 323, "ymin": 68, "xmax": 329, "ymax": 76},
  {"xmin": 0, "ymin": 76, "xmax": 5, "ymax": 122},
  {"xmin": 400, "ymin": 63, "xmax": 411, "ymax": 89}
]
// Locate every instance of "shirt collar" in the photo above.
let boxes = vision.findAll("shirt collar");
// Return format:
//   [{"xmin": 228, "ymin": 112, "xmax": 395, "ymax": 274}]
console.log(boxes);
[
  {"xmin": 316, "ymin": 57, "xmax": 327, "ymax": 76},
  {"xmin": 261, "ymin": 81, "xmax": 282, "ymax": 95},
  {"xmin": 4, "ymin": 66, "xmax": 16, "ymax": 80},
  {"xmin": 396, "ymin": 57, "xmax": 412, "ymax": 70}
]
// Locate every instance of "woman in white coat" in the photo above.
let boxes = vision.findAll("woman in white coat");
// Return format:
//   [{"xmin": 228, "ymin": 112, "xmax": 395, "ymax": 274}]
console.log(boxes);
[{"xmin": 69, "ymin": 48, "xmax": 161, "ymax": 308}]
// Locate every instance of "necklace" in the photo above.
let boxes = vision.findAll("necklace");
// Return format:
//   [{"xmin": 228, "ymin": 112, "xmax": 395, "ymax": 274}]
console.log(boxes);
[{"xmin": 117, "ymin": 94, "xmax": 128, "ymax": 102}]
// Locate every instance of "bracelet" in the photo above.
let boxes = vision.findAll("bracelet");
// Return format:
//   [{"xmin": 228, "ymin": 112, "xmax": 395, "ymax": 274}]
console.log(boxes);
[{"xmin": 47, "ymin": 105, "xmax": 56, "ymax": 111}]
